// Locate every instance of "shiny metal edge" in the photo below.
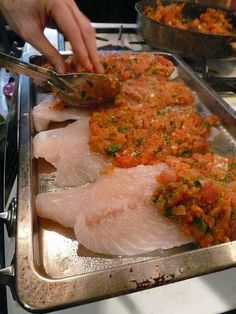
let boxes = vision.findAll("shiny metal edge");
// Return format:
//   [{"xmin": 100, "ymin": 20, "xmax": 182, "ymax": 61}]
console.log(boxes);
[{"xmin": 15, "ymin": 51, "xmax": 236, "ymax": 313}]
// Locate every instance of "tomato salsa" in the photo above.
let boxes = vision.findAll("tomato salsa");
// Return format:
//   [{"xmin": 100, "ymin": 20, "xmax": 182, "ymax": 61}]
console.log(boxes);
[
  {"xmin": 144, "ymin": 3, "xmax": 235, "ymax": 35},
  {"xmin": 89, "ymin": 76, "xmax": 218, "ymax": 168},
  {"xmin": 44, "ymin": 52, "xmax": 235, "ymax": 248},
  {"xmin": 153, "ymin": 154, "xmax": 236, "ymax": 247}
]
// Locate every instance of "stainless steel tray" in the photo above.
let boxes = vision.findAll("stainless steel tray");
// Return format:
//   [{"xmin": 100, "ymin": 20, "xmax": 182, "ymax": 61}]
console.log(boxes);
[{"xmin": 16, "ymin": 51, "xmax": 236, "ymax": 312}]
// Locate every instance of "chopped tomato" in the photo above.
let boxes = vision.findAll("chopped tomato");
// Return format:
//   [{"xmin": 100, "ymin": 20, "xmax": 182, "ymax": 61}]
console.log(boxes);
[
  {"xmin": 201, "ymin": 181, "xmax": 219, "ymax": 204},
  {"xmin": 115, "ymin": 154, "xmax": 138, "ymax": 168},
  {"xmin": 158, "ymin": 169, "xmax": 177, "ymax": 184}
]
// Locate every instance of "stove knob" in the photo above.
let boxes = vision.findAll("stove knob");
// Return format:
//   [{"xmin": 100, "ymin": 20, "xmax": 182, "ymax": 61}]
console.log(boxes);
[
  {"xmin": 0, "ymin": 264, "xmax": 15, "ymax": 299},
  {"xmin": 0, "ymin": 197, "xmax": 17, "ymax": 238}
]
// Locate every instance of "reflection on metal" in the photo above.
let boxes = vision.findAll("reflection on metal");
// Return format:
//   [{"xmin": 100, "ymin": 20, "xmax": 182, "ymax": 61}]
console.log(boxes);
[{"xmin": 0, "ymin": 197, "xmax": 17, "ymax": 238}]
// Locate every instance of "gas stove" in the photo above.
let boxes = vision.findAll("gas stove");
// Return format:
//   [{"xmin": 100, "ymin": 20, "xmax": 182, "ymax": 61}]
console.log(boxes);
[{"xmin": 1, "ymin": 24, "xmax": 236, "ymax": 314}]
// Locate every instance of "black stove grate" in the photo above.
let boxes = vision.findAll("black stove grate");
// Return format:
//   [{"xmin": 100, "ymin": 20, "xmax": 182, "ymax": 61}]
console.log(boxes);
[{"xmin": 184, "ymin": 57, "xmax": 236, "ymax": 94}]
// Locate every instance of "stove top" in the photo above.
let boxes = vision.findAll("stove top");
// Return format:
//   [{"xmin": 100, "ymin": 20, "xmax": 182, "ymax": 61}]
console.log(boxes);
[{"xmin": 64, "ymin": 24, "xmax": 151, "ymax": 52}]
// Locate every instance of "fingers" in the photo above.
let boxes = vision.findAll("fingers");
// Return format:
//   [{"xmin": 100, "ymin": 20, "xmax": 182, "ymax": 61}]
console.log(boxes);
[
  {"xmin": 53, "ymin": 4, "xmax": 93, "ymax": 72},
  {"xmin": 20, "ymin": 25, "xmax": 67, "ymax": 73},
  {"xmin": 0, "ymin": 0, "xmax": 67, "ymax": 73},
  {"xmin": 1, "ymin": 0, "xmax": 103, "ymax": 74},
  {"xmin": 51, "ymin": 0, "xmax": 104, "ymax": 73},
  {"xmin": 69, "ymin": 1, "xmax": 104, "ymax": 74}
]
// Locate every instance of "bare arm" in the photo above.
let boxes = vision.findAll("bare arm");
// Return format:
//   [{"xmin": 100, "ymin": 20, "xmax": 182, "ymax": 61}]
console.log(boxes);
[{"xmin": 0, "ymin": 0, "xmax": 104, "ymax": 73}]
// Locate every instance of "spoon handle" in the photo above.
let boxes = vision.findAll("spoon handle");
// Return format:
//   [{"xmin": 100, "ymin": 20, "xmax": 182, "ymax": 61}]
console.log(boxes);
[{"xmin": 0, "ymin": 52, "xmax": 54, "ymax": 82}]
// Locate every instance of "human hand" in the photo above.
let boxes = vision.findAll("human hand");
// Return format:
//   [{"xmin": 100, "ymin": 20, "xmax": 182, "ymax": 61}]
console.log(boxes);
[{"xmin": 0, "ymin": 0, "xmax": 104, "ymax": 74}]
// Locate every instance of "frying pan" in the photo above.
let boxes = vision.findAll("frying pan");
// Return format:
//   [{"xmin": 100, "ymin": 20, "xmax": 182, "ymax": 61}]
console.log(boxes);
[{"xmin": 135, "ymin": 0, "xmax": 236, "ymax": 58}]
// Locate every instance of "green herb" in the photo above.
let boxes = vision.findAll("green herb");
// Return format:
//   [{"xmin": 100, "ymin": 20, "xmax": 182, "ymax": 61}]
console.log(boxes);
[
  {"xmin": 118, "ymin": 126, "xmax": 128, "ymax": 133},
  {"xmin": 179, "ymin": 148, "xmax": 192, "ymax": 157},
  {"xmin": 162, "ymin": 134, "xmax": 169, "ymax": 144},
  {"xmin": 193, "ymin": 180, "xmax": 202, "ymax": 188},
  {"xmin": 156, "ymin": 110, "xmax": 165, "ymax": 116},
  {"xmin": 194, "ymin": 217, "xmax": 207, "ymax": 233},
  {"xmin": 164, "ymin": 207, "xmax": 174, "ymax": 217},
  {"xmin": 107, "ymin": 144, "xmax": 121, "ymax": 156},
  {"xmin": 109, "ymin": 116, "xmax": 118, "ymax": 124},
  {"xmin": 218, "ymin": 174, "xmax": 232, "ymax": 185}
]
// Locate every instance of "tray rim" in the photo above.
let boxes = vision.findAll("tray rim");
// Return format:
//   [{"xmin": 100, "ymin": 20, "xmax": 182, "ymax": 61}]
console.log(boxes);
[{"xmin": 16, "ymin": 50, "xmax": 236, "ymax": 313}]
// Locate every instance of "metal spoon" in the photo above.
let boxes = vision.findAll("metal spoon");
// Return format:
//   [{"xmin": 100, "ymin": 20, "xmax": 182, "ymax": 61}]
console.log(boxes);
[
  {"xmin": 0, "ymin": 52, "xmax": 121, "ymax": 108},
  {"xmin": 181, "ymin": 2, "xmax": 205, "ymax": 21}
]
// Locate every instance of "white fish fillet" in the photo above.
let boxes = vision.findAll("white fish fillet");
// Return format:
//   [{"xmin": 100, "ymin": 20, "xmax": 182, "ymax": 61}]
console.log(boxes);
[
  {"xmin": 32, "ymin": 94, "xmax": 84, "ymax": 132},
  {"xmin": 36, "ymin": 164, "xmax": 192, "ymax": 256},
  {"xmin": 33, "ymin": 118, "xmax": 109, "ymax": 187}
]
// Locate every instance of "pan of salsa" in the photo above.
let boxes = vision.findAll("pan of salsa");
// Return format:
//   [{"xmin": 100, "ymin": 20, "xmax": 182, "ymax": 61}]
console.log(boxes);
[{"xmin": 136, "ymin": 0, "xmax": 236, "ymax": 58}]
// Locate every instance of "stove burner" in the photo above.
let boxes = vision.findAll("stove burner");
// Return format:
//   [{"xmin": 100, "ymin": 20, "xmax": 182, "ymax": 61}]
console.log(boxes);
[
  {"xmin": 98, "ymin": 44, "xmax": 131, "ymax": 51},
  {"xmin": 183, "ymin": 56, "xmax": 236, "ymax": 95},
  {"xmin": 64, "ymin": 24, "xmax": 152, "ymax": 52},
  {"xmin": 204, "ymin": 77, "xmax": 236, "ymax": 93},
  {"xmin": 95, "ymin": 36, "xmax": 109, "ymax": 42}
]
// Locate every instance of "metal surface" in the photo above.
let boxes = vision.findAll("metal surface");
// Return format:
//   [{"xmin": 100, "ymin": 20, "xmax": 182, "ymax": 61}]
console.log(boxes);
[
  {"xmin": 136, "ymin": 0, "xmax": 236, "ymax": 58},
  {"xmin": 14, "ymin": 51, "xmax": 236, "ymax": 313},
  {"xmin": 0, "ymin": 52, "xmax": 60, "ymax": 82},
  {"xmin": 0, "ymin": 197, "xmax": 17, "ymax": 238}
]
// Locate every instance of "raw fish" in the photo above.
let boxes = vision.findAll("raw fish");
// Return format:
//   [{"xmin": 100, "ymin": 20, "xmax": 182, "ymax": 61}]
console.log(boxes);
[
  {"xmin": 32, "ymin": 94, "xmax": 85, "ymax": 132},
  {"xmin": 33, "ymin": 119, "xmax": 109, "ymax": 187},
  {"xmin": 36, "ymin": 164, "xmax": 192, "ymax": 255}
]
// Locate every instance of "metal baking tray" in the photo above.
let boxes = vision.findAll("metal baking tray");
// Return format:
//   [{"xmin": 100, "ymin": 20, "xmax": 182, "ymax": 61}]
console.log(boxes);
[{"xmin": 15, "ymin": 51, "xmax": 236, "ymax": 312}]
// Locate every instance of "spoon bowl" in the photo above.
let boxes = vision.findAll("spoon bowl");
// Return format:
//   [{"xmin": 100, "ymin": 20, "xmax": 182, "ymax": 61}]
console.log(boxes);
[
  {"xmin": 0, "ymin": 52, "xmax": 121, "ymax": 108},
  {"xmin": 51, "ymin": 72, "xmax": 121, "ymax": 107}
]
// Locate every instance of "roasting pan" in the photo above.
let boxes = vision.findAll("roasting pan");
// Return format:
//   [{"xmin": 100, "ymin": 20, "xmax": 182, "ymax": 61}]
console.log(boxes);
[
  {"xmin": 135, "ymin": 0, "xmax": 236, "ymax": 58},
  {"xmin": 1, "ymin": 51, "xmax": 236, "ymax": 313}
]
